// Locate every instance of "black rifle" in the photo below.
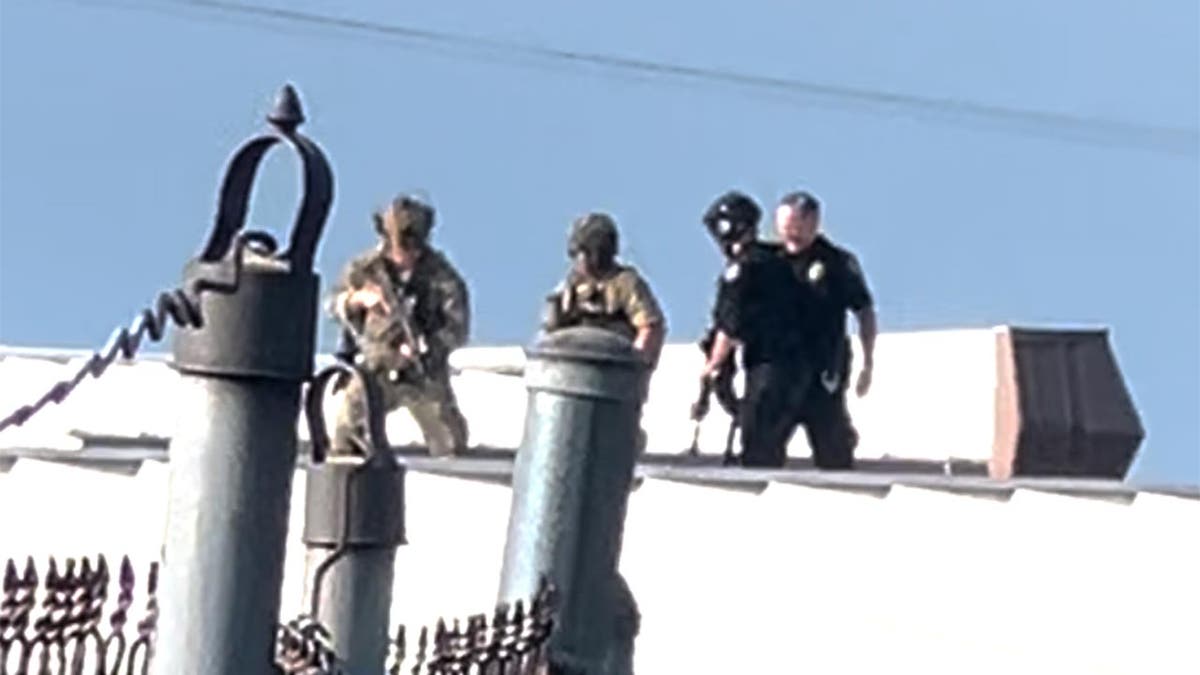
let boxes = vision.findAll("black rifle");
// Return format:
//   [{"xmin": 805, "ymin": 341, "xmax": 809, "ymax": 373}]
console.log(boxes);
[
  {"xmin": 339, "ymin": 260, "xmax": 429, "ymax": 383},
  {"xmin": 689, "ymin": 326, "xmax": 740, "ymax": 465}
]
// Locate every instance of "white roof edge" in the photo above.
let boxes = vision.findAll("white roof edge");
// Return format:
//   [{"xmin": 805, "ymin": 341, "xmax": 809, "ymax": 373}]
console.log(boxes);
[
  {"xmin": 0, "ymin": 323, "xmax": 1120, "ymax": 362},
  {"xmin": 2, "ymin": 445, "xmax": 1196, "ymax": 500}
]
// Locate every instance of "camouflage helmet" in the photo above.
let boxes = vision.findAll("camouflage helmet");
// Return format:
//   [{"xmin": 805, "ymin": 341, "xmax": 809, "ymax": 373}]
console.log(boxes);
[
  {"xmin": 374, "ymin": 193, "xmax": 435, "ymax": 243},
  {"xmin": 703, "ymin": 190, "xmax": 761, "ymax": 244},
  {"xmin": 568, "ymin": 212, "xmax": 620, "ymax": 260}
]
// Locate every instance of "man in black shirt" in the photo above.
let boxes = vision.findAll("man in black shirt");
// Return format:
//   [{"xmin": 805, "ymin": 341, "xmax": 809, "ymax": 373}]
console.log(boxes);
[
  {"xmin": 692, "ymin": 191, "xmax": 778, "ymax": 462},
  {"xmin": 699, "ymin": 190, "xmax": 810, "ymax": 467},
  {"xmin": 774, "ymin": 190, "xmax": 877, "ymax": 469}
]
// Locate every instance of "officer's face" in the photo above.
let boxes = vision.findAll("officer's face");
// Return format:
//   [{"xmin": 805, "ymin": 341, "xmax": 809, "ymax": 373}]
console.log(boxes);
[
  {"xmin": 381, "ymin": 210, "xmax": 424, "ymax": 267},
  {"xmin": 573, "ymin": 249, "xmax": 601, "ymax": 277},
  {"xmin": 776, "ymin": 204, "xmax": 818, "ymax": 249}
]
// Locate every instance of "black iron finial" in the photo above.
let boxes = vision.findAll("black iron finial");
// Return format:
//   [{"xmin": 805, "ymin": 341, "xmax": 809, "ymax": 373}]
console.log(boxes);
[
  {"xmin": 267, "ymin": 84, "xmax": 306, "ymax": 135},
  {"xmin": 199, "ymin": 85, "xmax": 333, "ymax": 271}
]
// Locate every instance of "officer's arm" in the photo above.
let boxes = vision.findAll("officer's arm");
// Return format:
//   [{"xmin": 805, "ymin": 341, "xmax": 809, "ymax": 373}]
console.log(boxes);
[
  {"xmin": 707, "ymin": 264, "xmax": 747, "ymax": 368},
  {"xmin": 855, "ymin": 305, "xmax": 877, "ymax": 371},
  {"xmin": 843, "ymin": 253, "xmax": 876, "ymax": 370},
  {"xmin": 634, "ymin": 323, "xmax": 665, "ymax": 367},
  {"xmin": 326, "ymin": 260, "xmax": 367, "ymax": 325},
  {"xmin": 704, "ymin": 330, "xmax": 739, "ymax": 373},
  {"xmin": 625, "ymin": 275, "xmax": 667, "ymax": 367},
  {"xmin": 431, "ymin": 269, "xmax": 471, "ymax": 354}
]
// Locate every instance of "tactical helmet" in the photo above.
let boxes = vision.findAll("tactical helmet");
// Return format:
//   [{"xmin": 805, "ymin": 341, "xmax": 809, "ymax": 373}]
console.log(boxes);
[
  {"xmin": 568, "ymin": 212, "xmax": 620, "ymax": 260},
  {"xmin": 374, "ymin": 194, "xmax": 435, "ymax": 244},
  {"xmin": 703, "ymin": 190, "xmax": 761, "ymax": 244}
]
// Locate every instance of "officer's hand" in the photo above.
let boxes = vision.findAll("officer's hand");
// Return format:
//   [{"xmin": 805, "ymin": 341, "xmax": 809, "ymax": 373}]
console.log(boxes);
[
  {"xmin": 856, "ymin": 366, "xmax": 873, "ymax": 397},
  {"xmin": 349, "ymin": 285, "xmax": 389, "ymax": 313}
]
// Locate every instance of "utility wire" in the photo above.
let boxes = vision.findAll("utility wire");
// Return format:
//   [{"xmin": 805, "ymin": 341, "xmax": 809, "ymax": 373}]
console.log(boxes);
[{"xmin": 28, "ymin": 0, "xmax": 1200, "ymax": 156}]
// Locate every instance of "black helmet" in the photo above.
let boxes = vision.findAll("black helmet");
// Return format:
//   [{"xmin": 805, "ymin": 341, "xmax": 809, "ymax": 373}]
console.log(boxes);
[
  {"xmin": 568, "ymin": 212, "xmax": 619, "ymax": 260},
  {"xmin": 703, "ymin": 190, "xmax": 761, "ymax": 244}
]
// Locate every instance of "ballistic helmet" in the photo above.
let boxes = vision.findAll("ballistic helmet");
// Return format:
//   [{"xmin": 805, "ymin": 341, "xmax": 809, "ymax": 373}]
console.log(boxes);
[
  {"xmin": 703, "ymin": 190, "xmax": 761, "ymax": 244},
  {"xmin": 568, "ymin": 211, "xmax": 620, "ymax": 261}
]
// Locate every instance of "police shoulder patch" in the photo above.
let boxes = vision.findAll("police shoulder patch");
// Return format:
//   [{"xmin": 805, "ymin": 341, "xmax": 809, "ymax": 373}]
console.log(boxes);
[{"xmin": 723, "ymin": 263, "xmax": 741, "ymax": 282}]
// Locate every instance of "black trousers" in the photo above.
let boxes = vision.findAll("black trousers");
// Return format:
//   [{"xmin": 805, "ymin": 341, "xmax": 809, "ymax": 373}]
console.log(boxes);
[{"xmin": 739, "ymin": 357, "xmax": 858, "ymax": 469}]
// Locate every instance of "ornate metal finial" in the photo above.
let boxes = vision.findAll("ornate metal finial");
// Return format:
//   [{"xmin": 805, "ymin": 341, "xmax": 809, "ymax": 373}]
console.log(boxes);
[
  {"xmin": 267, "ymin": 83, "xmax": 306, "ymax": 135},
  {"xmin": 199, "ymin": 84, "xmax": 333, "ymax": 272}
]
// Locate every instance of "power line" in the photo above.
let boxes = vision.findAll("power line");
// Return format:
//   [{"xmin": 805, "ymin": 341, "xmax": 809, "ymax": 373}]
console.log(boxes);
[{"xmin": 33, "ymin": 0, "xmax": 1200, "ymax": 156}]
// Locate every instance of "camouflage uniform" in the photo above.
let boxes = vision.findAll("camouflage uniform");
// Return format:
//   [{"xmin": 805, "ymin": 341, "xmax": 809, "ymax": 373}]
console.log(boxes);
[
  {"xmin": 542, "ymin": 265, "xmax": 665, "ymax": 351},
  {"xmin": 542, "ymin": 213, "xmax": 666, "ymax": 448},
  {"xmin": 328, "ymin": 198, "xmax": 471, "ymax": 457}
]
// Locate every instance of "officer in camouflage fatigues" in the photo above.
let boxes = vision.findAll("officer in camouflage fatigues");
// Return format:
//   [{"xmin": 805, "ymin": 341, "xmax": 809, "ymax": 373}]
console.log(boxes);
[
  {"xmin": 327, "ymin": 194, "xmax": 471, "ymax": 457},
  {"xmin": 542, "ymin": 212, "xmax": 667, "ymax": 370}
]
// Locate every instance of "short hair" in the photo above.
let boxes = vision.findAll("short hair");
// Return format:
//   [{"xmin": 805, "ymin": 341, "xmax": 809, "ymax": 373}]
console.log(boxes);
[{"xmin": 779, "ymin": 191, "xmax": 821, "ymax": 217}]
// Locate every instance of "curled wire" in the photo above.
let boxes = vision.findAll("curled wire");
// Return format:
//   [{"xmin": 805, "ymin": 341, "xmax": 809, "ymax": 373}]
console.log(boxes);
[
  {"xmin": 274, "ymin": 615, "xmax": 346, "ymax": 675},
  {"xmin": 0, "ymin": 231, "xmax": 278, "ymax": 434}
]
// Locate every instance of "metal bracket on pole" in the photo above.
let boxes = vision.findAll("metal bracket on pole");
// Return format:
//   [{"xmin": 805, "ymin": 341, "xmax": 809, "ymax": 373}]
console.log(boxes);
[
  {"xmin": 153, "ymin": 84, "xmax": 335, "ymax": 675},
  {"xmin": 301, "ymin": 363, "xmax": 406, "ymax": 675},
  {"xmin": 173, "ymin": 84, "xmax": 333, "ymax": 379}
]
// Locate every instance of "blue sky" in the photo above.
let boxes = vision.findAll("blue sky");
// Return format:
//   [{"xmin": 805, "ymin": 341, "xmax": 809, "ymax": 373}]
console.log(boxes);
[{"xmin": 1, "ymin": 0, "xmax": 1197, "ymax": 486}]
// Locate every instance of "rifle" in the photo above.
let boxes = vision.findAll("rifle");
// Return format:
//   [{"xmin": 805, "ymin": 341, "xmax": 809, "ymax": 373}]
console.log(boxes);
[
  {"xmin": 687, "ymin": 377, "xmax": 714, "ymax": 456},
  {"xmin": 689, "ymin": 326, "xmax": 741, "ymax": 465},
  {"xmin": 340, "ymin": 260, "xmax": 430, "ymax": 383}
]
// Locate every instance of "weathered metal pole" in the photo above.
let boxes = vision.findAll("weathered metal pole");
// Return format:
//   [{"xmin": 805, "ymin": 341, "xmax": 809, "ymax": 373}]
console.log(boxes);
[
  {"xmin": 153, "ymin": 85, "xmax": 334, "ymax": 675},
  {"xmin": 301, "ymin": 365, "xmax": 406, "ymax": 674},
  {"xmin": 497, "ymin": 326, "xmax": 648, "ymax": 674}
]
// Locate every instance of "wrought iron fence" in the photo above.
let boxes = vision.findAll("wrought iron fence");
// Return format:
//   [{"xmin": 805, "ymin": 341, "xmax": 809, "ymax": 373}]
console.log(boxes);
[
  {"xmin": 0, "ymin": 556, "xmax": 159, "ymax": 675},
  {"xmin": 387, "ymin": 577, "xmax": 558, "ymax": 675},
  {"xmin": 2, "ymin": 556, "xmax": 558, "ymax": 675}
]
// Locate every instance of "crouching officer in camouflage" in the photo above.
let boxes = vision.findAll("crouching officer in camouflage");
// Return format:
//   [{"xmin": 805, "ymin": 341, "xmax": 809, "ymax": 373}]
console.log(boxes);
[
  {"xmin": 542, "ymin": 212, "xmax": 666, "ymax": 454},
  {"xmin": 542, "ymin": 212, "xmax": 666, "ymax": 369},
  {"xmin": 327, "ymin": 194, "xmax": 471, "ymax": 457},
  {"xmin": 542, "ymin": 211, "xmax": 666, "ymax": 369}
]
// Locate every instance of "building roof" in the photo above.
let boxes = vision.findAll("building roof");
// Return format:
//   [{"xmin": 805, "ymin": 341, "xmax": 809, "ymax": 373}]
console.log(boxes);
[
  {"xmin": 0, "ymin": 326, "xmax": 1197, "ymax": 672},
  {"xmin": 0, "ymin": 324, "xmax": 1162, "ymax": 484}
]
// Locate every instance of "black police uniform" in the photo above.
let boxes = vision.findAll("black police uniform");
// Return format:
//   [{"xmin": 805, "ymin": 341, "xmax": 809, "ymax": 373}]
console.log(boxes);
[
  {"xmin": 782, "ymin": 234, "xmax": 873, "ymax": 469},
  {"xmin": 713, "ymin": 241, "xmax": 811, "ymax": 468}
]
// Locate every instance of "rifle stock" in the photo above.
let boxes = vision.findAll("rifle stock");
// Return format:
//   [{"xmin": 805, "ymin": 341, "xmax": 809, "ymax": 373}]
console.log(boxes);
[{"xmin": 690, "ymin": 376, "xmax": 713, "ymax": 421}]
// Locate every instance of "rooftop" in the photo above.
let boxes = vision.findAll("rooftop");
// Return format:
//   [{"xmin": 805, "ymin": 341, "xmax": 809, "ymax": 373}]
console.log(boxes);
[
  {"xmin": 0, "ymin": 326, "xmax": 1196, "ymax": 672},
  {"xmin": 0, "ymin": 324, "xmax": 1162, "ymax": 486}
]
